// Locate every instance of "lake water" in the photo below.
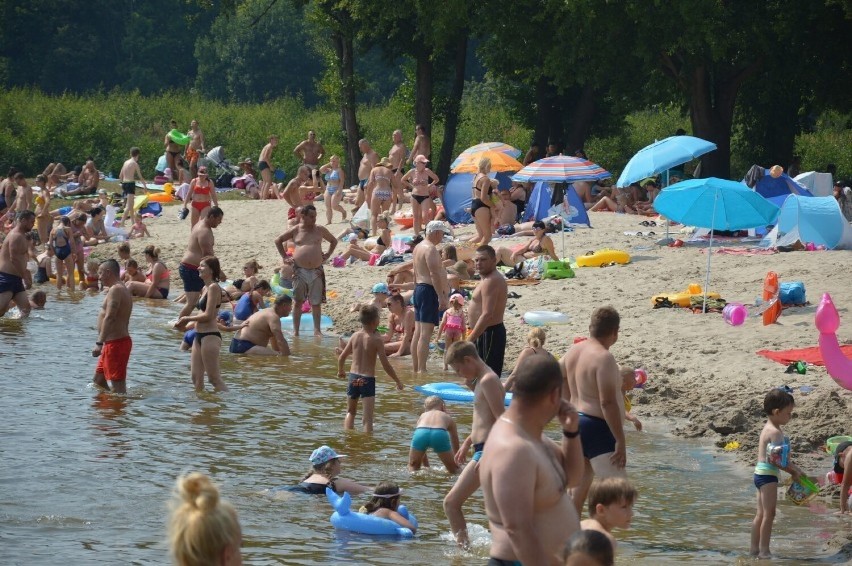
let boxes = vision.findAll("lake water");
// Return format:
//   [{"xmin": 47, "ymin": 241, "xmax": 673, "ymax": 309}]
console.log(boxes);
[{"xmin": 1, "ymin": 291, "xmax": 845, "ymax": 565}]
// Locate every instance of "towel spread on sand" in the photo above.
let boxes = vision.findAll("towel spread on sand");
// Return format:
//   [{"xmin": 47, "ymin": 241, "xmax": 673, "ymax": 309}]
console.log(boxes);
[
  {"xmin": 699, "ymin": 247, "xmax": 778, "ymax": 256},
  {"xmin": 757, "ymin": 345, "xmax": 852, "ymax": 366}
]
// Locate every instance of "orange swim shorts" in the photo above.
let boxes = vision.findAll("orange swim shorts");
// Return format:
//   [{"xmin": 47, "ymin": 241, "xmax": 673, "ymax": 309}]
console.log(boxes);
[{"xmin": 96, "ymin": 336, "xmax": 133, "ymax": 381}]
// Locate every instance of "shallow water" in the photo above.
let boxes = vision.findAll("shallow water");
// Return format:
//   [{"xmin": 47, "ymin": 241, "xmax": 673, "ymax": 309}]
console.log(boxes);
[{"xmin": 1, "ymin": 291, "xmax": 846, "ymax": 564}]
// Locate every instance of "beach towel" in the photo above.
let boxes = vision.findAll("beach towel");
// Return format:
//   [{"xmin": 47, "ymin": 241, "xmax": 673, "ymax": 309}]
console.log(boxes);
[
  {"xmin": 699, "ymin": 247, "xmax": 778, "ymax": 256},
  {"xmin": 756, "ymin": 345, "xmax": 852, "ymax": 366}
]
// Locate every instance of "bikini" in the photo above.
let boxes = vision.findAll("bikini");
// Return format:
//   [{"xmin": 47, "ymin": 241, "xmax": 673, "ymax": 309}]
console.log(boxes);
[
  {"xmin": 145, "ymin": 262, "xmax": 171, "ymax": 299},
  {"xmin": 411, "ymin": 171, "xmax": 430, "ymax": 204},
  {"xmin": 470, "ymin": 174, "xmax": 490, "ymax": 216},
  {"xmin": 374, "ymin": 174, "xmax": 392, "ymax": 201},
  {"xmin": 191, "ymin": 180, "xmax": 213, "ymax": 212},
  {"xmin": 194, "ymin": 287, "xmax": 223, "ymax": 344},
  {"xmin": 325, "ymin": 170, "xmax": 340, "ymax": 195}
]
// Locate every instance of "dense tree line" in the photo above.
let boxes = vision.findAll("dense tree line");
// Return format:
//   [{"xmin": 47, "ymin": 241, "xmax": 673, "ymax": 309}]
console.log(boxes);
[{"xmin": 1, "ymin": 0, "xmax": 849, "ymax": 182}]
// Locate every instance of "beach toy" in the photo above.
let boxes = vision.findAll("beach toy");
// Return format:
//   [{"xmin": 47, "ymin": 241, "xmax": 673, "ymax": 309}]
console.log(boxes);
[
  {"xmin": 722, "ymin": 303, "xmax": 748, "ymax": 326},
  {"xmin": 280, "ymin": 314, "xmax": 333, "ymax": 331},
  {"xmin": 815, "ymin": 293, "xmax": 852, "ymax": 391},
  {"xmin": 163, "ymin": 182, "xmax": 174, "ymax": 196},
  {"xmin": 326, "ymin": 488, "xmax": 417, "ymax": 537},
  {"xmin": 575, "ymin": 249, "xmax": 630, "ymax": 268},
  {"xmin": 57, "ymin": 206, "xmax": 73, "ymax": 216},
  {"xmin": 826, "ymin": 435, "xmax": 852, "ymax": 454},
  {"xmin": 147, "ymin": 193, "xmax": 174, "ymax": 203},
  {"xmin": 786, "ymin": 476, "xmax": 819, "ymax": 506},
  {"xmin": 269, "ymin": 273, "xmax": 293, "ymax": 297},
  {"xmin": 332, "ymin": 255, "xmax": 346, "ymax": 268},
  {"xmin": 762, "ymin": 271, "xmax": 782, "ymax": 326},
  {"xmin": 168, "ymin": 129, "xmax": 191, "ymax": 145},
  {"xmin": 780, "ymin": 281, "xmax": 806, "ymax": 305},
  {"xmin": 414, "ymin": 382, "xmax": 513, "ymax": 407},
  {"xmin": 542, "ymin": 260, "xmax": 574, "ymax": 280},
  {"xmin": 723, "ymin": 441, "xmax": 740, "ymax": 451},
  {"xmin": 393, "ymin": 210, "xmax": 414, "ymax": 229},
  {"xmin": 634, "ymin": 368, "xmax": 648, "ymax": 387},
  {"xmin": 523, "ymin": 311, "xmax": 571, "ymax": 326},
  {"xmin": 651, "ymin": 283, "xmax": 721, "ymax": 308}
]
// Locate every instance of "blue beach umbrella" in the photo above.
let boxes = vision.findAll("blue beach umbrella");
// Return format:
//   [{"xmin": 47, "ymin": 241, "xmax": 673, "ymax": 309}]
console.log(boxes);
[
  {"xmin": 654, "ymin": 178, "xmax": 780, "ymax": 311},
  {"xmin": 617, "ymin": 136, "xmax": 717, "ymax": 187}
]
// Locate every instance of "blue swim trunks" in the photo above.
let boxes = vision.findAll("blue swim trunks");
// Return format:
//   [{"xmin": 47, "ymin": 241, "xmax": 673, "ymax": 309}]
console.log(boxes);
[
  {"xmin": 410, "ymin": 427, "xmax": 452, "ymax": 453},
  {"xmin": 413, "ymin": 283, "xmax": 440, "ymax": 325},
  {"xmin": 472, "ymin": 441, "xmax": 485, "ymax": 462},
  {"xmin": 578, "ymin": 413, "xmax": 615, "ymax": 460},
  {"xmin": 229, "ymin": 337, "xmax": 256, "ymax": 354},
  {"xmin": 754, "ymin": 474, "xmax": 779, "ymax": 489},
  {"xmin": 347, "ymin": 373, "xmax": 376, "ymax": 399},
  {"xmin": 0, "ymin": 271, "xmax": 26, "ymax": 296},
  {"xmin": 179, "ymin": 262, "xmax": 204, "ymax": 293}
]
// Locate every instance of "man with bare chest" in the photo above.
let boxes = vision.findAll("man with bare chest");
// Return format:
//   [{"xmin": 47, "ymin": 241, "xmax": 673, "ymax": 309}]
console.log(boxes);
[
  {"xmin": 467, "ymin": 245, "xmax": 508, "ymax": 376},
  {"xmin": 294, "ymin": 130, "xmax": 325, "ymax": 169},
  {"xmin": 357, "ymin": 139, "xmax": 379, "ymax": 210}
]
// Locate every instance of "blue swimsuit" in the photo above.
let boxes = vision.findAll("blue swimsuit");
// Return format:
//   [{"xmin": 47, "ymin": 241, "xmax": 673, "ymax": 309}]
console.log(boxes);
[{"xmin": 325, "ymin": 170, "xmax": 340, "ymax": 195}]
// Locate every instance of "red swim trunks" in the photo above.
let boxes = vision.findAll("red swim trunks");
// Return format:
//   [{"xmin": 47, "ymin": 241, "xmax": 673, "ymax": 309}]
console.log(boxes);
[
  {"xmin": 96, "ymin": 336, "xmax": 133, "ymax": 381},
  {"xmin": 288, "ymin": 207, "xmax": 297, "ymax": 220}
]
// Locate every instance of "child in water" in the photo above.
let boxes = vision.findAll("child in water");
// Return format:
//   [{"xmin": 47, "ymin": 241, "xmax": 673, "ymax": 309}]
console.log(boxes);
[
  {"xmin": 751, "ymin": 387, "xmax": 809, "ymax": 559},
  {"xmin": 408, "ymin": 396, "xmax": 460, "ymax": 473},
  {"xmin": 84, "ymin": 258, "xmax": 100, "ymax": 291},
  {"xmin": 580, "ymin": 477, "xmax": 637, "ymax": 551},
  {"xmin": 33, "ymin": 246, "xmax": 54, "ymax": 284},
  {"xmin": 504, "ymin": 327, "xmax": 549, "ymax": 392},
  {"xmin": 122, "ymin": 259, "xmax": 146, "ymax": 283},
  {"xmin": 337, "ymin": 304, "xmax": 403, "ymax": 432},
  {"xmin": 619, "ymin": 366, "xmax": 643, "ymax": 431},
  {"xmin": 359, "ymin": 482, "xmax": 417, "ymax": 533},
  {"xmin": 436, "ymin": 293, "xmax": 467, "ymax": 370}
]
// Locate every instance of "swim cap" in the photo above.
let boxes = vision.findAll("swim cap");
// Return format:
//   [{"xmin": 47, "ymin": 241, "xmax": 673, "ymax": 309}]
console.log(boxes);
[
  {"xmin": 310, "ymin": 445, "xmax": 346, "ymax": 466},
  {"xmin": 372, "ymin": 283, "xmax": 390, "ymax": 295}
]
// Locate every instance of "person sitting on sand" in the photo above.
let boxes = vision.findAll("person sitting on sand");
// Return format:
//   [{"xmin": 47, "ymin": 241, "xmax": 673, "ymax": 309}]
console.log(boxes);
[
  {"xmin": 229, "ymin": 294, "xmax": 292, "ymax": 356},
  {"xmin": 126, "ymin": 245, "xmax": 170, "ymax": 299},
  {"xmin": 494, "ymin": 221, "xmax": 558, "ymax": 266},
  {"xmin": 408, "ymin": 396, "xmax": 460, "ymax": 473},
  {"xmin": 337, "ymin": 233, "xmax": 373, "ymax": 264},
  {"xmin": 224, "ymin": 259, "xmax": 263, "ymax": 300},
  {"xmin": 128, "ymin": 217, "xmax": 150, "ymax": 239},
  {"xmin": 285, "ymin": 445, "xmax": 368, "ymax": 496},
  {"xmin": 122, "ymin": 259, "xmax": 146, "ymax": 284},
  {"xmin": 62, "ymin": 160, "xmax": 100, "ymax": 197},
  {"xmin": 372, "ymin": 213, "xmax": 392, "ymax": 255}
]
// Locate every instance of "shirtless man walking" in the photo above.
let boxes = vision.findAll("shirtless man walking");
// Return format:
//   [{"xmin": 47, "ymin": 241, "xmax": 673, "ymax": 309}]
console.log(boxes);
[
  {"xmin": 164, "ymin": 119, "xmax": 186, "ymax": 180},
  {"xmin": 560, "ymin": 306, "xmax": 627, "ymax": 514},
  {"xmin": 467, "ymin": 245, "xmax": 508, "ymax": 376},
  {"xmin": 356, "ymin": 139, "xmax": 379, "ymax": 212},
  {"xmin": 293, "ymin": 130, "xmax": 325, "ymax": 170},
  {"xmin": 274, "ymin": 205, "xmax": 337, "ymax": 336},
  {"xmin": 0, "ymin": 210, "xmax": 35, "ymax": 318},
  {"xmin": 119, "ymin": 148, "xmax": 149, "ymax": 227},
  {"xmin": 410, "ymin": 221, "xmax": 450, "ymax": 373},
  {"xmin": 407, "ymin": 124, "xmax": 431, "ymax": 167},
  {"xmin": 176, "ymin": 207, "xmax": 224, "ymax": 327},
  {"xmin": 186, "ymin": 119, "xmax": 206, "ymax": 178},
  {"xmin": 92, "ymin": 259, "xmax": 134, "ymax": 394},
  {"xmin": 443, "ymin": 341, "xmax": 505, "ymax": 549},
  {"xmin": 281, "ymin": 166, "xmax": 312, "ymax": 211},
  {"xmin": 388, "ymin": 130, "xmax": 408, "ymax": 210},
  {"xmin": 229, "ymin": 295, "xmax": 292, "ymax": 355},
  {"xmin": 480, "ymin": 354, "xmax": 584, "ymax": 565},
  {"xmin": 258, "ymin": 135, "xmax": 279, "ymax": 200}
]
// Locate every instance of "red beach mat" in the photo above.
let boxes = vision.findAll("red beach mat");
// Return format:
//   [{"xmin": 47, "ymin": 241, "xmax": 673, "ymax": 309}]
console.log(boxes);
[{"xmin": 757, "ymin": 345, "xmax": 852, "ymax": 367}]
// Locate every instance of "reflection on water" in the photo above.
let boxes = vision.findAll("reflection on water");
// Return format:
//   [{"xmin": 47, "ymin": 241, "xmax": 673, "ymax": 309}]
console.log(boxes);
[{"xmin": 0, "ymin": 290, "xmax": 846, "ymax": 564}]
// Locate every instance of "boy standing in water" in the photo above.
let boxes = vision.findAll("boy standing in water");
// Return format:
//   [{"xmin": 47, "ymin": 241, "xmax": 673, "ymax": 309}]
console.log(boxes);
[
  {"xmin": 337, "ymin": 304, "xmax": 403, "ymax": 432},
  {"xmin": 580, "ymin": 477, "xmax": 637, "ymax": 551},
  {"xmin": 751, "ymin": 388, "xmax": 809, "ymax": 559},
  {"xmin": 442, "ymin": 340, "xmax": 505, "ymax": 549}
]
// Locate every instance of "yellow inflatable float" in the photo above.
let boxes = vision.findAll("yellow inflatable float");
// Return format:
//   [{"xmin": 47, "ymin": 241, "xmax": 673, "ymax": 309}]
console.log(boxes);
[
  {"xmin": 576, "ymin": 249, "xmax": 631, "ymax": 267},
  {"xmin": 651, "ymin": 283, "xmax": 721, "ymax": 308}
]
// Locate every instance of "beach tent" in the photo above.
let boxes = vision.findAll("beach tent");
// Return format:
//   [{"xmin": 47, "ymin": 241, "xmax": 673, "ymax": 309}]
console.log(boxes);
[
  {"xmin": 524, "ymin": 182, "xmax": 591, "ymax": 227},
  {"xmin": 760, "ymin": 195, "xmax": 852, "ymax": 250},
  {"xmin": 795, "ymin": 171, "xmax": 834, "ymax": 197},
  {"xmin": 743, "ymin": 165, "xmax": 813, "ymax": 206},
  {"xmin": 443, "ymin": 172, "xmax": 513, "ymax": 224}
]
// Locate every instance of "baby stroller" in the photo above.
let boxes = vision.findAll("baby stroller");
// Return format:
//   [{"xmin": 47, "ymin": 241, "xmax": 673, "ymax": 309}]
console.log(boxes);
[{"xmin": 200, "ymin": 146, "xmax": 239, "ymax": 187}]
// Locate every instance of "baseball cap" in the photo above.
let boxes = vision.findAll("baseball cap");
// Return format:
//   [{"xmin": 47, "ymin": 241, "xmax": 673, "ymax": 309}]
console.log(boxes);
[
  {"xmin": 310, "ymin": 445, "xmax": 346, "ymax": 466},
  {"xmin": 426, "ymin": 221, "xmax": 452, "ymax": 236},
  {"xmin": 372, "ymin": 282, "xmax": 390, "ymax": 294},
  {"xmin": 414, "ymin": 154, "xmax": 428, "ymax": 163}
]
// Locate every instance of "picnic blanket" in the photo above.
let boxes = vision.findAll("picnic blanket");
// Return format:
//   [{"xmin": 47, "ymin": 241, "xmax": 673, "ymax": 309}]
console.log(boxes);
[
  {"xmin": 699, "ymin": 247, "xmax": 778, "ymax": 256},
  {"xmin": 757, "ymin": 345, "xmax": 852, "ymax": 367}
]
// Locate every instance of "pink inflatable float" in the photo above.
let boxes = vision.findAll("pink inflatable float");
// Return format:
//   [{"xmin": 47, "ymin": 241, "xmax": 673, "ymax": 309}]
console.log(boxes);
[{"xmin": 815, "ymin": 293, "xmax": 852, "ymax": 390}]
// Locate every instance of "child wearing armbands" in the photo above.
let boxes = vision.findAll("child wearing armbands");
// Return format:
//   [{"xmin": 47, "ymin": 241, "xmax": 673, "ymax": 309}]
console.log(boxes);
[
  {"xmin": 359, "ymin": 482, "xmax": 417, "ymax": 533},
  {"xmin": 751, "ymin": 388, "xmax": 810, "ymax": 559}
]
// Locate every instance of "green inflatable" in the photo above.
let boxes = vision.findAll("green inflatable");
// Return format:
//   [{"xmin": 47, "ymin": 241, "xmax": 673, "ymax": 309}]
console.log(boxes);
[
  {"xmin": 542, "ymin": 260, "xmax": 575, "ymax": 280},
  {"xmin": 168, "ymin": 129, "xmax": 191, "ymax": 146}
]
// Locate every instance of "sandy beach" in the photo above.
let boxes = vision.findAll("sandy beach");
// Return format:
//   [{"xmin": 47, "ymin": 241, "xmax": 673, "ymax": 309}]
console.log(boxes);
[{"xmin": 93, "ymin": 196, "xmax": 852, "ymax": 481}]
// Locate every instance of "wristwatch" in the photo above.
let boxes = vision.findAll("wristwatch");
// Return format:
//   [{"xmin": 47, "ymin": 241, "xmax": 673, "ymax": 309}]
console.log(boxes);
[
  {"xmin": 562, "ymin": 429, "xmax": 580, "ymax": 438},
  {"xmin": 95, "ymin": 341, "xmax": 104, "ymax": 346}
]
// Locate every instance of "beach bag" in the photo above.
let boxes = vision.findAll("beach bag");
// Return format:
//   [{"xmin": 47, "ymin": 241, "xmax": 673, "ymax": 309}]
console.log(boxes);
[
  {"xmin": 496, "ymin": 224, "xmax": 515, "ymax": 236},
  {"xmin": 542, "ymin": 260, "xmax": 575, "ymax": 280},
  {"xmin": 780, "ymin": 282, "xmax": 806, "ymax": 305}
]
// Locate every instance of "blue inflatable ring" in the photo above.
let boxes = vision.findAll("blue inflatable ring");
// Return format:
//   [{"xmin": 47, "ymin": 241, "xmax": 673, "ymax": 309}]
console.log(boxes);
[
  {"xmin": 326, "ymin": 488, "xmax": 417, "ymax": 537},
  {"xmin": 414, "ymin": 382, "xmax": 512, "ymax": 406}
]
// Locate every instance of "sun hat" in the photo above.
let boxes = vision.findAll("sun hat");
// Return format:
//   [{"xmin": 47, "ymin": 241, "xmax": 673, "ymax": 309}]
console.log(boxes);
[
  {"xmin": 378, "ymin": 157, "xmax": 393, "ymax": 168},
  {"xmin": 414, "ymin": 154, "xmax": 428, "ymax": 163},
  {"xmin": 310, "ymin": 445, "xmax": 346, "ymax": 466},
  {"xmin": 449, "ymin": 293, "xmax": 464, "ymax": 305},
  {"xmin": 372, "ymin": 282, "xmax": 390, "ymax": 294},
  {"xmin": 426, "ymin": 220, "xmax": 452, "ymax": 236}
]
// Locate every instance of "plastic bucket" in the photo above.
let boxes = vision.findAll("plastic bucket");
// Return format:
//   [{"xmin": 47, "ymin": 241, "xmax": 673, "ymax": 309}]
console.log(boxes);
[
  {"xmin": 826, "ymin": 435, "xmax": 852, "ymax": 454},
  {"xmin": 723, "ymin": 303, "xmax": 748, "ymax": 326}
]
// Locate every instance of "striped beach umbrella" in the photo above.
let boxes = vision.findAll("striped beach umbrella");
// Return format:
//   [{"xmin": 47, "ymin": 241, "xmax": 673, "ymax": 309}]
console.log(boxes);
[
  {"xmin": 451, "ymin": 150, "xmax": 524, "ymax": 174},
  {"xmin": 451, "ymin": 142, "xmax": 522, "ymax": 169},
  {"xmin": 511, "ymin": 155, "xmax": 611, "ymax": 183}
]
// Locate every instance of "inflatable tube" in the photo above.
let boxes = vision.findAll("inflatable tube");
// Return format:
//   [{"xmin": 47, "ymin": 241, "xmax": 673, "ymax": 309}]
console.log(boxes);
[
  {"xmin": 576, "ymin": 249, "xmax": 630, "ymax": 267},
  {"xmin": 280, "ymin": 314, "xmax": 333, "ymax": 331},
  {"xmin": 523, "ymin": 310, "xmax": 571, "ymax": 326},
  {"xmin": 651, "ymin": 284, "xmax": 720, "ymax": 308},
  {"xmin": 414, "ymin": 382, "xmax": 512, "ymax": 407},
  {"xmin": 168, "ymin": 129, "xmax": 191, "ymax": 146},
  {"xmin": 816, "ymin": 293, "xmax": 852, "ymax": 391},
  {"xmin": 763, "ymin": 271, "xmax": 782, "ymax": 326},
  {"xmin": 269, "ymin": 273, "xmax": 294, "ymax": 298},
  {"xmin": 147, "ymin": 193, "xmax": 175, "ymax": 203},
  {"xmin": 326, "ymin": 488, "xmax": 417, "ymax": 537}
]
